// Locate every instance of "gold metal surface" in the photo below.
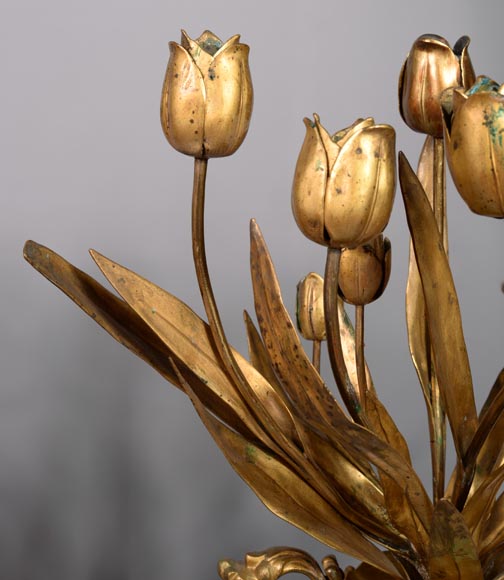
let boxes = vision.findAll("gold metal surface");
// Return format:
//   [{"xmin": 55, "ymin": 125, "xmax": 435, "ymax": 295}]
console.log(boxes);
[
  {"xmin": 399, "ymin": 35, "xmax": 475, "ymax": 138},
  {"xmin": 161, "ymin": 30, "xmax": 253, "ymax": 158},
  {"xmin": 24, "ymin": 29, "xmax": 504, "ymax": 580},
  {"xmin": 291, "ymin": 115, "xmax": 396, "ymax": 248},
  {"xmin": 297, "ymin": 272, "xmax": 326, "ymax": 342},
  {"xmin": 442, "ymin": 77, "xmax": 504, "ymax": 217},
  {"xmin": 338, "ymin": 235, "xmax": 391, "ymax": 306}
]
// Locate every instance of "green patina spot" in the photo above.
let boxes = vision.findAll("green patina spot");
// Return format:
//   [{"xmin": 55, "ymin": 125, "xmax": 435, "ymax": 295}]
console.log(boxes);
[
  {"xmin": 315, "ymin": 159, "xmax": 324, "ymax": 172},
  {"xmin": 331, "ymin": 126, "xmax": 348, "ymax": 143},
  {"xmin": 151, "ymin": 308, "xmax": 157, "ymax": 315},
  {"xmin": 208, "ymin": 67, "xmax": 216, "ymax": 81},
  {"xmin": 483, "ymin": 104, "xmax": 504, "ymax": 147},
  {"xmin": 467, "ymin": 76, "xmax": 500, "ymax": 95},
  {"xmin": 200, "ymin": 37, "xmax": 223, "ymax": 56},
  {"xmin": 343, "ymin": 309, "xmax": 356, "ymax": 339},
  {"xmin": 245, "ymin": 444, "xmax": 257, "ymax": 464}
]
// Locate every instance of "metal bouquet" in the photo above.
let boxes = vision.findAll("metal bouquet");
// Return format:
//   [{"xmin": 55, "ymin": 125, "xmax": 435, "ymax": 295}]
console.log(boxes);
[{"xmin": 24, "ymin": 31, "xmax": 504, "ymax": 579}]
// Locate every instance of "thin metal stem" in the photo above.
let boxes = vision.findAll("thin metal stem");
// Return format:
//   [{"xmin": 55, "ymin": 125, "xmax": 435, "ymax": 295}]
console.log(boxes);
[
  {"xmin": 191, "ymin": 159, "xmax": 278, "ymax": 436},
  {"xmin": 191, "ymin": 158, "xmax": 325, "ymax": 484},
  {"xmin": 430, "ymin": 137, "xmax": 447, "ymax": 503},
  {"xmin": 355, "ymin": 304, "xmax": 367, "ymax": 411},
  {"xmin": 433, "ymin": 138, "xmax": 448, "ymax": 251},
  {"xmin": 324, "ymin": 247, "xmax": 366, "ymax": 426},
  {"xmin": 312, "ymin": 340, "xmax": 321, "ymax": 373}
]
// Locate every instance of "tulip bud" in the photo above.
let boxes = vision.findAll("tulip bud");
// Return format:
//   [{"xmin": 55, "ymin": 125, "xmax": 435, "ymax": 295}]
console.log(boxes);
[
  {"xmin": 296, "ymin": 273, "xmax": 326, "ymax": 342},
  {"xmin": 399, "ymin": 34, "xmax": 475, "ymax": 138},
  {"xmin": 442, "ymin": 76, "xmax": 504, "ymax": 218},
  {"xmin": 338, "ymin": 236, "xmax": 391, "ymax": 306},
  {"xmin": 161, "ymin": 30, "xmax": 253, "ymax": 158},
  {"xmin": 292, "ymin": 115, "xmax": 396, "ymax": 249}
]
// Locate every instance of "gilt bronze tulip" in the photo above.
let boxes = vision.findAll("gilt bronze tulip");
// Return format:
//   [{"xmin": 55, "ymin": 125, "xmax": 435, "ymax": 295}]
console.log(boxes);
[
  {"xmin": 338, "ymin": 235, "xmax": 391, "ymax": 306},
  {"xmin": 292, "ymin": 115, "xmax": 396, "ymax": 249},
  {"xmin": 296, "ymin": 273, "xmax": 326, "ymax": 341},
  {"xmin": 442, "ymin": 77, "xmax": 504, "ymax": 217},
  {"xmin": 161, "ymin": 30, "xmax": 253, "ymax": 158},
  {"xmin": 399, "ymin": 34, "xmax": 475, "ymax": 138}
]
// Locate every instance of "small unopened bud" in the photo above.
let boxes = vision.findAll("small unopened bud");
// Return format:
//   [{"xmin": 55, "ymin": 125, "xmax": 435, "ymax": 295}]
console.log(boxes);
[
  {"xmin": 296, "ymin": 273, "xmax": 326, "ymax": 341},
  {"xmin": 338, "ymin": 236, "xmax": 391, "ymax": 306}
]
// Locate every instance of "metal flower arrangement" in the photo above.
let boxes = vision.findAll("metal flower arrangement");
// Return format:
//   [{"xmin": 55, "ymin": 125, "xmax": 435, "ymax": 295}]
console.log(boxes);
[{"xmin": 24, "ymin": 30, "xmax": 504, "ymax": 579}]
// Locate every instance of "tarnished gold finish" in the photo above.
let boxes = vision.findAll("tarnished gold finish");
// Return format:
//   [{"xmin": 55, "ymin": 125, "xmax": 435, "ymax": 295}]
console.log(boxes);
[
  {"xmin": 399, "ymin": 153, "xmax": 478, "ymax": 462},
  {"xmin": 297, "ymin": 273, "xmax": 326, "ymax": 341},
  {"xmin": 399, "ymin": 35, "xmax": 475, "ymax": 138},
  {"xmin": 291, "ymin": 115, "xmax": 396, "ymax": 248},
  {"xmin": 442, "ymin": 76, "xmax": 504, "ymax": 217},
  {"xmin": 23, "ymin": 30, "xmax": 504, "ymax": 580},
  {"xmin": 161, "ymin": 30, "xmax": 253, "ymax": 158},
  {"xmin": 335, "ymin": 235, "xmax": 391, "ymax": 410},
  {"xmin": 405, "ymin": 136, "xmax": 447, "ymax": 504},
  {"xmin": 338, "ymin": 235, "xmax": 391, "ymax": 306},
  {"xmin": 218, "ymin": 547, "xmax": 336, "ymax": 580},
  {"xmin": 296, "ymin": 272, "xmax": 326, "ymax": 370}
]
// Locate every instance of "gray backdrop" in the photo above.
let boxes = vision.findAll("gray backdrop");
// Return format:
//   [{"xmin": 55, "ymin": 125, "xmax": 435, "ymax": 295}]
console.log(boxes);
[{"xmin": 3, "ymin": 0, "xmax": 504, "ymax": 578}]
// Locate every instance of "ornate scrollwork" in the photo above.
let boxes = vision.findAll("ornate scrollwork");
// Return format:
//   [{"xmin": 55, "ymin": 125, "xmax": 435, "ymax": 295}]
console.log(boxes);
[{"xmin": 218, "ymin": 547, "xmax": 344, "ymax": 580}]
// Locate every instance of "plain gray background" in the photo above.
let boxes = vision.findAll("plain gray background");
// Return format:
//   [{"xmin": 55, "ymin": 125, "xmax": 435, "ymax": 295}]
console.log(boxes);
[{"xmin": 2, "ymin": 0, "xmax": 504, "ymax": 578}]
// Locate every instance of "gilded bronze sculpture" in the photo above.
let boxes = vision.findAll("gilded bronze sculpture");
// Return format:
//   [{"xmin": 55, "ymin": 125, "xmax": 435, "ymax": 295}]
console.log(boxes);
[{"xmin": 24, "ymin": 30, "xmax": 504, "ymax": 579}]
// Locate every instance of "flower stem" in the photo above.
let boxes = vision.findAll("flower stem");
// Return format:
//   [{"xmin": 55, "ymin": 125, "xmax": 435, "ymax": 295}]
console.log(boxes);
[
  {"xmin": 431, "ymin": 137, "xmax": 447, "ymax": 503},
  {"xmin": 324, "ymin": 247, "xmax": 366, "ymax": 426},
  {"xmin": 190, "ymin": 158, "xmax": 306, "ymax": 469},
  {"xmin": 191, "ymin": 159, "xmax": 270, "ymax": 425},
  {"xmin": 355, "ymin": 304, "xmax": 367, "ymax": 411},
  {"xmin": 312, "ymin": 340, "xmax": 321, "ymax": 373}
]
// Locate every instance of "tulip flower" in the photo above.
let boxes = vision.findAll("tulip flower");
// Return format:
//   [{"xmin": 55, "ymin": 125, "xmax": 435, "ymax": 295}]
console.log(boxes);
[
  {"xmin": 441, "ymin": 76, "xmax": 504, "ymax": 217},
  {"xmin": 296, "ymin": 273, "xmax": 326, "ymax": 341},
  {"xmin": 292, "ymin": 115, "xmax": 396, "ymax": 249},
  {"xmin": 338, "ymin": 235, "xmax": 391, "ymax": 306},
  {"xmin": 399, "ymin": 34, "xmax": 475, "ymax": 138},
  {"xmin": 160, "ymin": 30, "xmax": 253, "ymax": 158}
]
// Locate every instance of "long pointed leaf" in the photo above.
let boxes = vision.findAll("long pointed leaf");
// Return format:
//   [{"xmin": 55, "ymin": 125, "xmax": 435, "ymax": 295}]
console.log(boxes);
[
  {"xmin": 23, "ymin": 241, "xmax": 268, "ymax": 439},
  {"xmin": 469, "ymin": 369, "xmax": 504, "ymax": 494},
  {"xmin": 24, "ymin": 240, "xmax": 179, "ymax": 384},
  {"xmin": 399, "ymin": 153, "xmax": 477, "ymax": 460},
  {"xmin": 250, "ymin": 220, "xmax": 347, "ymax": 426},
  {"xmin": 243, "ymin": 310, "xmax": 284, "ymax": 395},
  {"xmin": 428, "ymin": 499, "xmax": 483, "ymax": 579},
  {"xmin": 479, "ymin": 493, "xmax": 504, "ymax": 558},
  {"xmin": 463, "ymin": 464, "xmax": 504, "ymax": 544},
  {"xmin": 90, "ymin": 250, "xmax": 299, "ymax": 450},
  {"xmin": 243, "ymin": 310, "xmax": 406, "ymax": 548},
  {"xmin": 175, "ymin": 362, "xmax": 401, "ymax": 578},
  {"xmin": 406, "ymin": 136, "xmax": 434, "ymax": 406}
]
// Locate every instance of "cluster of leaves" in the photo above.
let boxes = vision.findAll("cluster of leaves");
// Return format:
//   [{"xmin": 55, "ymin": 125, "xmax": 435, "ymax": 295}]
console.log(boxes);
[{"xmin": 24, "ymin": 152, "xmax": 504, "ymax": 579}]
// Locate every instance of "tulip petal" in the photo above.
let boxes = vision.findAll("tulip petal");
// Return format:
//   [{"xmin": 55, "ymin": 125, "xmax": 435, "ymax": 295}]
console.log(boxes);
[
  {"xmin": 161, "ymin": 42, "xmax": 206, "ymax": 157},
  {"xmin": 453, "ymin": 36, "xmax": 476, "ymax": 89},
  {"xmin": 314, "ymin": 114, "xmax": 341, "ymax": 169},
  {"xmin": 202, "ymin": 41, "xmax": 253, "ymax": 157},
  {"xmin": 180, "ymin": 29, "xmax": 214, "ymax": 71},
  {"xmin": 335, "ymin": 117, "xmax": 375, "ymax": 151},
  {"xmin": 401, "ymin": 35, "xmax": 461, "ymax": 137},
  {"xmin": 325, "ymin": 125, "xmax": 396, "ymax": 247},
  {"xmin": 214, "ymin": 33, "xmax": 241, "ymax": 56},
  {"xmin": 291, "ymin": 118, "xmax": 328, "ymax": 245},
  {"xmin": 447, "ymin": 91, "xmax": 504, "ymax": 217}
]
